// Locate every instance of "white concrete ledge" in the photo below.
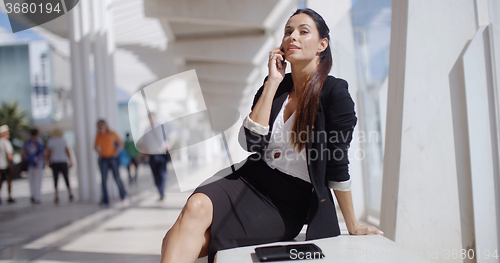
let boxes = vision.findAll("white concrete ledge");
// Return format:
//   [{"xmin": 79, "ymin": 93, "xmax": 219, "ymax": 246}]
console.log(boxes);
[{"xmin": 215, "ymin": 235, "xmax": 433, "ymax": 263}]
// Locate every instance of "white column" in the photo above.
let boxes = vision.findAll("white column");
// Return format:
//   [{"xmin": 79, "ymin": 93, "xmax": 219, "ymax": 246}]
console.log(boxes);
[
  {"xmin": 104, "ymin": 0, "xmax": 118, "ymax": 131},
  {"xmin": 463, "ymin": 25, "xmax": 499, "ymax": 263},
  {"xmin": 79, "ymin": 0, "xmax": 100, "ymax": 202},
  {"xmin": 489, "ymin": 1, "xmax": 500, "ymax": 251},
  {"xmin": 381, "ymin": 0, "xmax": 479, "ymax": 261},
  {"xmin": 92, "ymin": 0, "xmax": 108, "ymax": 120},
  {"xmin": 380, "ymin": 0, "xmax": 408, "ymax": 242},
  {"xmin": 67, "ymin": 4, "xmax": 90, "ymax": 201}
]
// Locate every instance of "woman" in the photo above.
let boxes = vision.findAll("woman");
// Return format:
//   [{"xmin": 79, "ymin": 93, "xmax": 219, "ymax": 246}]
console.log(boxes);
[
  {"xmin": 161, "ymin": 8, "xmax": 382, "ymax": 263},
  {"xmin": 94, "ymin": 120, "xmax": 128, "ymax": 207},
  {"xmin": 46, "ymin": 129, "xmax": 74, "ymax": 203},
  {"xmin": 139, "ymin": 113, "xmax": 172, "ymax": 201},
  {"xmin": 124, "ymin": 133, "xmax": 139, "ymax": 184},
  {"xmin": 22, "ymin": 128, "xmax": 44, "ymax": 204},
  {"xmin": 0, "ymin": 125, "xmax": 15, "ymax": 204}
]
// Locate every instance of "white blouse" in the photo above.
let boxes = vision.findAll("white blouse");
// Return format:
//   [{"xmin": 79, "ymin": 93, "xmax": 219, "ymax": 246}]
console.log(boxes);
[{"xmin": 242, "ymin": 94, "xmax": 352, "ymax": 191}]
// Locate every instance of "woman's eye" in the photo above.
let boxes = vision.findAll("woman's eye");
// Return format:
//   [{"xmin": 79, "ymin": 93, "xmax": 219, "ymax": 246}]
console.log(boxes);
[
  {"xmin": 285, "ymin": 31, "xmax": 291, "ymax": 35},
  {"xmin": 301, "ymin": 30, "xmax": 308, "ymax": 34}
]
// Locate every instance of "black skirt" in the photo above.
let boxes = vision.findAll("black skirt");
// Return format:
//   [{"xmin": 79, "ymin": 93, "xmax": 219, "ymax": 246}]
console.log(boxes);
[{"xmin": 190, "ymin": 156, "xmax": 313, "ymax": 263}]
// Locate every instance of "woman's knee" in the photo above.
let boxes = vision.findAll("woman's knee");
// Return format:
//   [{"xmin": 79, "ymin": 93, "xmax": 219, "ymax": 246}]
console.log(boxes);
[
  {"xmin": 183, "ymin": 193, "xmax": 213, "ymax": 223},
  {"xmin": 163, "ymin": 228, "xmax": 172, "ymax": 244}
]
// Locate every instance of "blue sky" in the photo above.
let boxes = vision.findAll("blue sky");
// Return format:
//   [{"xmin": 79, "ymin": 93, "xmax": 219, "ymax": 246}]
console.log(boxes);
[
  {"xmin": 0, "ymin": 11, "xmax": 43, "ymax": 42},
  {"xmin": 0, "ymin": 11, "xmax": 12, "ymax": 31}
]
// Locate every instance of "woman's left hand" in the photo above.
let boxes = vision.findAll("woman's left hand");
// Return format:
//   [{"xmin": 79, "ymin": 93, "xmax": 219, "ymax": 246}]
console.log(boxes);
[{"xmin": 348, "ymin": 223, "xmax": 384, "ymax": 236}]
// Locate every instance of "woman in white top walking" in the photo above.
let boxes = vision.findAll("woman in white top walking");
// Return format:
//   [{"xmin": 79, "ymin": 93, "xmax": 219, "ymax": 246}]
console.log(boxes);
[{"xmin": 46, "ymin": 129, "xmax": 74, "ymax": 203}]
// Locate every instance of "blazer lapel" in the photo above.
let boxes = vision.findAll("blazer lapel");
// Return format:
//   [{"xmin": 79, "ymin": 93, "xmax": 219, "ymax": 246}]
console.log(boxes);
[
  {"xmin": 268, "ymin": 75, "xmax": 293, "ymax": 131},
  {"xmin": 269, "ymin": 92, "xmax": 288, "ymax": 131}
]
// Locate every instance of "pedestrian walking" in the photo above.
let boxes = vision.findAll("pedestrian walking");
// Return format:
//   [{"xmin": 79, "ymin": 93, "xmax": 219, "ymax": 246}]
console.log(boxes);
[
  {"xmin": 139, "ymin": 113, "xmax": 172, "ymax": 201},
  {"xmin": 22, "ymin": 128, "xmax": 44, "ymax": 204},
  {"xmin": 0, "ymin": 125, "xmax": 15, "ymax": 204},
  {"xmin": 94, "ymin": 120, "xmax": 128, "ymax": 207},
  {"xmin": 124, "ymin": 133, "xmax": 139, "ymax": 184},
  {"xmin": 46, "ymin": 129, "xmax": 74, "ymax": 203}
]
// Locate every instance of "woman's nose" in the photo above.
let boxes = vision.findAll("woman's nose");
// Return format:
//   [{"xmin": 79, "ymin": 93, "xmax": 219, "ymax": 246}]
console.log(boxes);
[{"xmin": 290, "ymin": 30, "xmax": 300, "ymax": 40}]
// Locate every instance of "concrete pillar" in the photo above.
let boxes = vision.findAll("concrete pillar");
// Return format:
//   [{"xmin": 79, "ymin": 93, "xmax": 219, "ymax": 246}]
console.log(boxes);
[
  {"xmin": 489, "ymin": 2, "xmax": 500, "ymax": 251},
  {"xmin": 104, "ymin": 0, "xmax": 118, "ymax": 131},
  {"xmin": 79, "ymin": 0, "xmax": 100, "ymax": 203},
  {"xmin": 92, "ymin": 0, "xmax": 109, "ymax": 121},
  {"xmin": 379, "ymin": 0, "xmax": 408, "ymax": 242},
  {"xmin": 381, "ymin": 0, "xmax": 480, "ymax": 261},
  {"xmin": 67, "ymin": 3, "xmax": 90, "ymax": 201},
  {"xmin": 463, "ymin": 25, "xmax": 500, "ymax": 263},
  {"xmin": 90, "ymin": 0, "xmax": 121, "ymax": 201},
  {"xmin": 491, "ymin": 0, "xmax": 500, "ymax": 129}
]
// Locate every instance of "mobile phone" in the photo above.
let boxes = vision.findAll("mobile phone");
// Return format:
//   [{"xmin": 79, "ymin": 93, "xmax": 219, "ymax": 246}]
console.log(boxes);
[
  {"xmin": 255, "ymin": 243, "xmax": 325, "ymax": 261},
  {"xmin": 277, "ymin": 47, "xmax": 286, "ymax": 69}
]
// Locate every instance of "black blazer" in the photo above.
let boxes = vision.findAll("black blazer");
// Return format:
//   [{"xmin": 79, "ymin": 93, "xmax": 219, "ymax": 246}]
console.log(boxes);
[{"xmin": 238, "ymin": 72, "xmax": 357, "ymax": 240}]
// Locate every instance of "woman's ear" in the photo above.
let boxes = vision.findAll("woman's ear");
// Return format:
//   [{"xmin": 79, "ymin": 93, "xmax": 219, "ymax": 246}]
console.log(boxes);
[{"xmin": 318, "ymin": 38, "xmax": 328, "ymax": 53}]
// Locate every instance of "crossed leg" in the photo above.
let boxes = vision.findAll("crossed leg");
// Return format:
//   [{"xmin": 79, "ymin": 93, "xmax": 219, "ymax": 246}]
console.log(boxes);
[{"xmin": 161, "ymin": 193, "xmax": 213, "ymax": 263}]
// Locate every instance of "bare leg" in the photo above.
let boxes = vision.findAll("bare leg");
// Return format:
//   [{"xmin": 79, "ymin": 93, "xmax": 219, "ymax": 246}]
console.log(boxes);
[
  {"xmin": 199, "ymin": 228, "xmax": 211, "ymax": 258},
  {"xmin": 161, "ymin": 193, "xmax": 213, "ymax": 263},
  {"xmin": 162, "ymin": 226, "xmax": 211, "ymax": 258}
]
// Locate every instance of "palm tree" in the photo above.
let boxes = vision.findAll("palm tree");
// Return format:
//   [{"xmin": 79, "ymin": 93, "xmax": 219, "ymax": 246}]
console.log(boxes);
[{"xmin": 0, "ymin": 102, "xmax": 30, "ymax": 150}]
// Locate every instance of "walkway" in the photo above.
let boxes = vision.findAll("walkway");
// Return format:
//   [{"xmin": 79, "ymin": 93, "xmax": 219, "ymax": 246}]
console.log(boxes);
[{"xmin": 0, "ymin": 164, "xmax": 201, "ymax": 263}]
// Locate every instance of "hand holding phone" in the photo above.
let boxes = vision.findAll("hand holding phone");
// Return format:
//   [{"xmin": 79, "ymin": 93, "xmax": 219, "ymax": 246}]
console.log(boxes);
[
  {"xmin": 277, "ymin": 47, "xmax": 286, "ymax": 69},
  {"xmin": 267, "ymin": 46, "xmax": 286, "ymax": 85}
]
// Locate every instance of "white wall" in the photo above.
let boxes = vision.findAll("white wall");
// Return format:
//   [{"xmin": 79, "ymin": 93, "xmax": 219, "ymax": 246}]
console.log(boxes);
[
  {"xmin": 381, "ymin": 0, "xmax": 483, "ymax": 262},
  {"xmin": 489, "ymin": 1, "xmax": 500, "ymax": 253},
  {"xmin": 462, "ymin": 25, "xmax": 499, "ymax": 263}
]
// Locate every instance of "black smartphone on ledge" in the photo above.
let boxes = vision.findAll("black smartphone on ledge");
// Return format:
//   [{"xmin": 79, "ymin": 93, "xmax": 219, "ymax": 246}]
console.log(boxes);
[{"xmin": 255, "ymin": 243, "xmax": 325, "ymax": 261}]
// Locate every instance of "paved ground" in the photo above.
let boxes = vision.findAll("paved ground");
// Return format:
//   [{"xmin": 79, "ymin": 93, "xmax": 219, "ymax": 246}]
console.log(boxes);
[
  {"xmin": 0, "ymin": 163, "xmax": 350, "ymax": 263},
  {"xmin": 0, "ymin": 163, "xmax": 201, "ymax": 263}
]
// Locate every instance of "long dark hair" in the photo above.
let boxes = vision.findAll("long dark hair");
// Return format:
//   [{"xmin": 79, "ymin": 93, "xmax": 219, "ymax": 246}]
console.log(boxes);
[{"xmin": 289, "ymin": 8, "xmax": 333, "ymax": 152}]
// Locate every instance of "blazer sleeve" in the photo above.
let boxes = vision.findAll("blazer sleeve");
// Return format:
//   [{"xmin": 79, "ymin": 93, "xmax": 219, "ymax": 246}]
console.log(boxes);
[
  {"xmin": 323, "ymin": 78, "xmax": 357, "ymax": 190},
  {"xmin": 238, "ymin": 76, "xmax": 271, "ymax": 153}
]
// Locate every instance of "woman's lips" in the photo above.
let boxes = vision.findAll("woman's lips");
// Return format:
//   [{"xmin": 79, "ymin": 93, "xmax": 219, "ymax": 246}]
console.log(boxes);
[{"xmin": 288, "ymin": 45, "xmax": 300, "ymax": 50}]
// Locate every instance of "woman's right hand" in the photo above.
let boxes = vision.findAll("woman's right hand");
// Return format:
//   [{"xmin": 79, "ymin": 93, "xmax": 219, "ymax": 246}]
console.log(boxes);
[{"xmin": 267, "ymin": 46, "xmax": 286, "ymax": 85}]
